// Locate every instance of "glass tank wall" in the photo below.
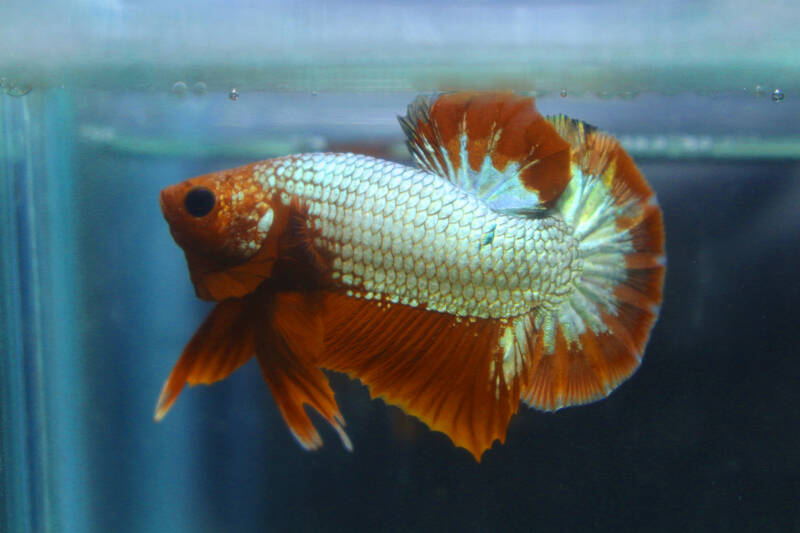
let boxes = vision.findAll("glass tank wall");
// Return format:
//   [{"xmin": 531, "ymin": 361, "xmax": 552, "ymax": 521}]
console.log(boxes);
[{"xmin": 1, "ymin": 1, "xmax": 799, "ymax": 532}]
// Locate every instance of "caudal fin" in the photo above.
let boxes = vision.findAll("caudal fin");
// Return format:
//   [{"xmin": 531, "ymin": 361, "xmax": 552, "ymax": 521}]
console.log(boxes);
[
  {"xmin": 367, "ymin": 92, "xmax": 664, "ymax": 455},
  {"xmin": 523, "ymin": 116, "xmax": 665, "ymax": 411}
]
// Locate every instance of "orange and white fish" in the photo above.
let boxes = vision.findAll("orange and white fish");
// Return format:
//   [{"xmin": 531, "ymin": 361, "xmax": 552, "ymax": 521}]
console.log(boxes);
[{"xmin": 155, "ymin": 91, "xmax": 665, "ymax": 460}]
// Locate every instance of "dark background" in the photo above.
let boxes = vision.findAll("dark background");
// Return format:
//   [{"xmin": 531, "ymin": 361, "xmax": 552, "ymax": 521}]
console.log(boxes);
[{"xmin": 74, "ymin": 92, "xmax": 800, "ymax": 533}]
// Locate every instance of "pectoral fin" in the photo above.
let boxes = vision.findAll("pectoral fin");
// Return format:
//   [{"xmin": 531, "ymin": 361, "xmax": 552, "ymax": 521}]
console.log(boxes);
[{"xmin": 155, "ymin": 298, "xmax": 255, "ymax": 421}]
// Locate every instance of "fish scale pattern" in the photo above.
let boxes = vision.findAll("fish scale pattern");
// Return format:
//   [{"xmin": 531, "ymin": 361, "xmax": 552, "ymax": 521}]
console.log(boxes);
[{"xmin": 253, "ymin": 153, "xmax": 580, "ymax": 320}]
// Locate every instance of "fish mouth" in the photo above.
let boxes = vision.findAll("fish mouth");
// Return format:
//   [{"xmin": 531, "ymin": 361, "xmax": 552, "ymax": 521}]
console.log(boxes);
[
  {"xmin": 159, "ymin": 188, "xmax": 168, "ymax": 215},
  {"xmin": 159, "ymin": 182, "xmax": 211, "ymax": 274},
  {"xmin": 159, "ymin": 183, "xmax": 184, "ymax": 225},
  {"xmin": 159, "ymin": 181, "xmax": 204, "ymax": 249}
]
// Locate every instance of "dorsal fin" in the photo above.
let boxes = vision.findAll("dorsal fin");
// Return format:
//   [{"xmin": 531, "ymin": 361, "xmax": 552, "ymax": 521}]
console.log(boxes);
[
  {"xmin": 398, "ymin": 91, "xmax": 572, "ymax": 209},
  {"xmin": 545, "ymin": 114, "xmax": 597, "ymax": 151}
]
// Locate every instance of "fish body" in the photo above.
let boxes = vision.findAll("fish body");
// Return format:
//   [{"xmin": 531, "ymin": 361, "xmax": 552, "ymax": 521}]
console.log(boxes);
[
  {"xmin": 156, "ymin": 92, "xmax": 665, "ymax": 460},
  {"xmin": 236, "ymin": 153, "xmax": 578, "ymax": 319}
]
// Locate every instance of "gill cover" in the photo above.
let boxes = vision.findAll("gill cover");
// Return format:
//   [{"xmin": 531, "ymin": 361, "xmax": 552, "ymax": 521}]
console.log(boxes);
[{"xmin": 159, "ymin": 163, "xmax": 285, "ymax": 300}]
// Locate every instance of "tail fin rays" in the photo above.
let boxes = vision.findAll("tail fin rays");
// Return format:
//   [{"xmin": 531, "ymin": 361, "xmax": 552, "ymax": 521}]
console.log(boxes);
[{"xmin": 524, "ymin": 118, "xmax": 665, "ymax": 412}]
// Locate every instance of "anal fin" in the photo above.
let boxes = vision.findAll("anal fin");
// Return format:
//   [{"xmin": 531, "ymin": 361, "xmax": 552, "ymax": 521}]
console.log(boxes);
[
  {"xmin": 255, "ymin": 291, "xmax": 351, "ymax": 451},
  {"xmin": 319, "ymin": 293, "xmax": 521, "ymax": 461}
]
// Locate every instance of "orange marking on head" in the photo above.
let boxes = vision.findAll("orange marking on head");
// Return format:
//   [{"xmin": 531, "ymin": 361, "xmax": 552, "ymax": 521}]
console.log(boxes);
[{"xmin": 160, "ymin": 160, "xmax": 291, "ymax": 301}]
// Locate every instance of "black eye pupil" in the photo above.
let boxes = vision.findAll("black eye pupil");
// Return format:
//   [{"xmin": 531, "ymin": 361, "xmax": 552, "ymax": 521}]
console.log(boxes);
[{"xmin": 184, "ymin": 187, "xmax": 215, "ymax": 217}]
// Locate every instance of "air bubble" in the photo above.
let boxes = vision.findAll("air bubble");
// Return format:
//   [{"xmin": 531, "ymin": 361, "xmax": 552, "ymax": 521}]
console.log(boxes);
[
  {"xmin": 171, "ymin": 81, "xmax": 188, "ymax": 96},
  {"xmin": 229, "ymin": 88, "xmax": 239, "ymax": 101},
  {"xmin": 192, "ymin": 81, "xmax": 207, "ymax": 95},
  {"xmin": 559, "ymin": 89, "xmax": 568, "ymax": 98},
  {"xmin": 772, "ymin": 88, "xmax": 784, "ymax": 102},
  {"xmin": 6, "ymin": 82, "xmax": 32, "ymax": 97}
]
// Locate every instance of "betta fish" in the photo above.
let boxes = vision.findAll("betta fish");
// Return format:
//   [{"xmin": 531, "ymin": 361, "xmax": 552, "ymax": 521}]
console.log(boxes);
[{"xmin": 155, "ymin": 91, "xmax": 665, "ymax": 460}]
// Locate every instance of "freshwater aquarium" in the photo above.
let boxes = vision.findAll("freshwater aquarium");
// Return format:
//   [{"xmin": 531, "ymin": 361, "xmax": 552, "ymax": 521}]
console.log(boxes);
[{"xmin": 2, "ymin": 1, "xmax": 799, "ymax": 532}]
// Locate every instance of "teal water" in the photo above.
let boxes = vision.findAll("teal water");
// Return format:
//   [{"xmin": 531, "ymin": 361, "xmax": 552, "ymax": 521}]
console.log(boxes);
[{"xmin": 2, "ymin": 86, "xmax": 799, "ymax": 532}]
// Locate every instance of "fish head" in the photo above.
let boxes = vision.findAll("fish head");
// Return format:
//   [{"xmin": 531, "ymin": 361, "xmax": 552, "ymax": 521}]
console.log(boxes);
[{"xmin": 160, "ymin": 162, "xmax": 286, "ymax": 301}]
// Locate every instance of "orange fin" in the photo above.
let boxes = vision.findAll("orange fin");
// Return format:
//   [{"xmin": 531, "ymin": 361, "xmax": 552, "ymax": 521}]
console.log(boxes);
[
  {"xmin": 254, "ymin": 291, "xmax": 351, "ymax": 451},
  {"xmin": 154, "ymin": 298, "xmax": 255, "ymax": 421},
  {"xmin": 399, "ymin": 91, "xmax": 572, "ymax": 208},
  {"xmin": 524, "ymin": 117, "xmax": 665, "ymax": 411},
  {"xmin": 319, "ymin": 293, "xmax": 523, "ymax": 461}
]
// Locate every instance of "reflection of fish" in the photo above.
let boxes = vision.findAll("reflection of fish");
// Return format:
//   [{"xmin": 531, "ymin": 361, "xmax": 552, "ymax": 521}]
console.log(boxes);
[{"xmin": 156, "ymin": 92, "xmax": 665, "ymax": 460}]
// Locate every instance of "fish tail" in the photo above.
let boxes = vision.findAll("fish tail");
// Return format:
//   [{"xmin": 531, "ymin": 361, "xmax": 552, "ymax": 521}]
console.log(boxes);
[{"xmin": 523, "ymin": 116, "xmax": 666, "ymax": 411}]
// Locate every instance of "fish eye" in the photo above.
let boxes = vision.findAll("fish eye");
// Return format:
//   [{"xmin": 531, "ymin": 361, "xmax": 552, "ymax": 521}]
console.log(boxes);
[{"xmin": 184, "ymin": 187, "xmax": 215, "ymax": 218}]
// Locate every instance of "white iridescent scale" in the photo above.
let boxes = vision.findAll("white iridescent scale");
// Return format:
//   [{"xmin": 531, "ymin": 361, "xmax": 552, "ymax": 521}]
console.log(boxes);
[{"xmin": 252, "ymin": 153, "xmax": 582, "ymax": 321}]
